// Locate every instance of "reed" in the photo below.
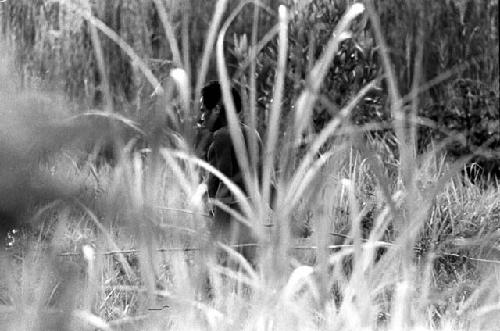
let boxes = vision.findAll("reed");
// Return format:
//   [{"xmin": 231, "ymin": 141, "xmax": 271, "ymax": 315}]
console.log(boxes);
[{"xmin": 0, "ymin": 1, "xmax": 498, "ymax": 330}]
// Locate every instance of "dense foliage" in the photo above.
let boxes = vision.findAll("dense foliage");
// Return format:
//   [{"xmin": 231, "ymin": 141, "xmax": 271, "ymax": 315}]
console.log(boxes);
[
  {"xmin": 0, "ymin": 1, "xmax": 499, "ymax": 330},
  {"xmin": 1, "ymin": 1, "xmax": 498, "ymax": 169}
]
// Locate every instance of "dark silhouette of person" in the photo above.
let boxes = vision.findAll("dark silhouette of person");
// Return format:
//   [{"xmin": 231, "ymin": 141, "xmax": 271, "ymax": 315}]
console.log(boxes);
[{"xmin": 197, "ymin": 81, "xmax": 261, "ymax": 265}]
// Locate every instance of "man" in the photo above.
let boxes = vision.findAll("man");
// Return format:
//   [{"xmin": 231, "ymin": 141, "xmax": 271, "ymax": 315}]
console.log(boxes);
[{"xmin": 197, "ymin": 81, "xmax": 261, "ymax": 264}]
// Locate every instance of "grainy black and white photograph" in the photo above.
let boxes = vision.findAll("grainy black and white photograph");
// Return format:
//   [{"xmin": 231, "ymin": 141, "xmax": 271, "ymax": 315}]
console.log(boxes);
[{"xmin": 0, "ymin": 0, "xmax": 499, "ymax": 330}]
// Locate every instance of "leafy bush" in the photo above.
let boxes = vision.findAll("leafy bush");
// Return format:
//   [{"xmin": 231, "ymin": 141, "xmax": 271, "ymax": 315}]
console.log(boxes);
[{"xmin": 252, "ymin": 0, "xmax": 499, "ymax": 174}]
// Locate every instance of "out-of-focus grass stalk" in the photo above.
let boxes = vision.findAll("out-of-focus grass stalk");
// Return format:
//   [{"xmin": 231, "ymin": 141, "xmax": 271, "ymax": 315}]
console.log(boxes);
[
  {"xmin": 343, "ymin": 179, "xmax": 376, "ymax": 328},
  {"xmin": 364, "ymin": 8, "xmax": 426, "ymax": 289},
  {"xmin": 262, "ymin": 4, "xmax": 289, "ymax": 275},
  {"xmin": 283, "ymin": 3, "xmax": 367, "ymax": 214},
  {"xmin": 59, "ymin": 0, "xmax": 163, "ymax": 96},
  {"xmin": 419, "ymin": 251, "xmax": 436, "ymax": 316},
  {"xmin": 365, "ymin": 1, "xmax": 416, "ymax": 302},
  {"xmin": 162, "ymin": 145, "xmax": 196, "ymax": 198},
  {"xmin": 458, "ymin": 275, "xmax": 499, "ymax": 318},
  {"xmin": 217, "ymin": 242, "xmax": 259, "ymax": 280},
  {"xmin": 262, "ymin": 5, "xmax": 287, "ymax": 212},
  {"xmin": 293, "ymin": 150, "xmax": 336, "ymax": 203},
  {"xmin": 76, "ymin": 201, "xmax": 136, "ymax": 280},
  {"xmin": 82, "ymin": 244, "xmax": 96, "ymax": 311},
  {"xmin": 365, "ymin": 1, "xmax": 404, "ymax": 152},
  {"xmin": 285, "ymin": 79, "xmax": 378, "ymax": 211},
  {"xmin": 231, "ymin": 1, "xmax": 277, "ymax": 215},
  {"xmin": 405, "ymin": 20, "xmax": 426, "ymax": 293},
  {"xmin": 153, "ymin": 0, "xmax": 191, "ymax": 136},
  {"xmin": 83, "ymin": 0, "xmax": 113, "ymax": 113},
  {"xmin": 130, "ymin": 152, "xmax": 158, "ymax": 306},
  {"xmin": 68, "ymin": 111, "xmax": 145, "ymax": 135},
  {"xmin": 152, "ymin": 0, "xmax": 183, "ymax": 68},
  {"xmin": 194, "ymin": 0, "xmax": 229, "ymax": 113},
  {"xmin": 160, "ymin": 148, "xmax": 253, "ymax": 221},
  {"xmin": 181, "ymin": 1, "xmax": 191, "ymax": 99},
  {"xmin": 171, "ymin": 68, "xmax": 191, "ymax": 127},
  {"xmin": 293, "ymin": 3, "xmax": 365, "ymax": 137},
  {"xmin": 216, "ymin": 0, "xmax": 259, "ymax": 215},
  {"xmin": 280, "ymin": 265, "xmax": 316, "ymax": 303},
  {"xmin": 209, "ymin": 261, "xmax": 259, "ymax": 290},
  {"xmin": 72, "ymin": 310, "xmax": 112, "ymax": 331},
  {"xmin": 406, "ymin": 11, "xmax": 425, "ymax": 249},
  {"xmin": 409, "ymin": 22, "xmax": 425, "ymax": 162},
  {"xmin": 210, "ymin": 199, "xmax": 253, "ymax": 230},
  {"xmin": 343, "ymin": 178, "xmax": 362, "ymax": 276},
  {"xmin": 247, "ymin": 2, "xmax": 261, "ymax": 203}
]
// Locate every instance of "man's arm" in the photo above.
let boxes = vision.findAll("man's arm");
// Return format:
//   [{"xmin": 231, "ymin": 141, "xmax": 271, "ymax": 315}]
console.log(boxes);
[
  {"xmin": 207, "ymin": 128, "xmax": 234, "ymax": 198},
  {"xmin": 194, "ymin": 127, "xmax": 213, "ymax": 160}
]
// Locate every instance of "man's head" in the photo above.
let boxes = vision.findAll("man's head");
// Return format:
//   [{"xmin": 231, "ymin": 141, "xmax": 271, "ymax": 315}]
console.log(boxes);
[{"xmin": 199, "ymin": 81, "xmax": 242, "ymax": 132}]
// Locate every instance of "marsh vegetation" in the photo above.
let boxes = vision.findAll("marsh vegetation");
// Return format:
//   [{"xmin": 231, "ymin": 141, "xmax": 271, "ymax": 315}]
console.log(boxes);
[{"xmin": 0, "ymin": 1, "xmax": 499, "ymax": 330}]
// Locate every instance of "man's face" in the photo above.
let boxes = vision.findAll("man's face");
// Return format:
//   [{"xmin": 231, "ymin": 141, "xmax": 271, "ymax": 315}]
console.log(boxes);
[{"xmin": 198, "ymin": 96, "xmax": 221, "ymax": 131}]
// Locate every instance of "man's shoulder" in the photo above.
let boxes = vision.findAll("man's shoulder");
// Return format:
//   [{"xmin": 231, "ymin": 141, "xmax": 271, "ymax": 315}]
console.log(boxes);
[
  {"xmin": 213, "ymin": 126, "xmax": 230, "ymax": 136},
  {"xmin": 212, "ymin": 124, "xmax": 262, "ymax": 145},
  {"xmin": 210, "ymin": 127, "xmax": 232, "ymax": 152},
  {"xmin": 212, "ymin": 127, "xmax": 231, "ymax": 142}
]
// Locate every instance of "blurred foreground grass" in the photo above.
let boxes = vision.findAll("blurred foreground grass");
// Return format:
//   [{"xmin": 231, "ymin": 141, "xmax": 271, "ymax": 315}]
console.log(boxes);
[{"xmin": 0, "ymin": 1, "xmax": 499, "ymax": 330}]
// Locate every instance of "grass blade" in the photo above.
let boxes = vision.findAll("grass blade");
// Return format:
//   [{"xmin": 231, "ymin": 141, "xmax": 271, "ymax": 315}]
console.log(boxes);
[{"xmin": 262, "ymin": 5, "xmax": 288, "ymax": 209}]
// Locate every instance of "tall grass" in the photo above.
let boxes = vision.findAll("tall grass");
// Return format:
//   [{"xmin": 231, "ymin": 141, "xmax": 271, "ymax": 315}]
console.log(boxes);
[{"xmin": 0, "ymin": 1, "xmax": 499, "ymax": 330}]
